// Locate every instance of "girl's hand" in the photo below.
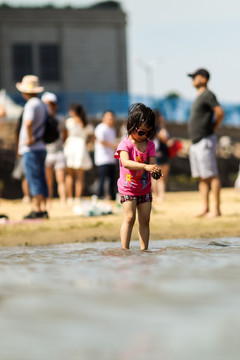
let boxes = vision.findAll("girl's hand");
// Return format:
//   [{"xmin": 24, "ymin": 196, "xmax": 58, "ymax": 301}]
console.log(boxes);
[{"xmin": 144, "ymin": 164, "xmax": 158, "ymax": 172}]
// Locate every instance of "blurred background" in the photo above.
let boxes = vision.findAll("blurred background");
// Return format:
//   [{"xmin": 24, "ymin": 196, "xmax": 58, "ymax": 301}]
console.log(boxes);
[{"xmin": 1, "ymin": 0, "xmax": 240, "ymax": 198}]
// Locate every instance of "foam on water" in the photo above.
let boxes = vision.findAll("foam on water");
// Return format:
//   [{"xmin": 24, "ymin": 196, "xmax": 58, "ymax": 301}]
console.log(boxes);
[{"xmin": 0, "ymin": 238, "xmax": 240, "ymax": 360}]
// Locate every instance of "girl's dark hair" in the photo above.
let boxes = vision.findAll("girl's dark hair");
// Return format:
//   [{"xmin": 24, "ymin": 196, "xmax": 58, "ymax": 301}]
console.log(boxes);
[
  {"xmin": 125, "ymin": 103, "xmax": 156, "ymax": 139},
  {"xmin": 70, "ymin": 103, "xmax": 88, "ymax": 127}
]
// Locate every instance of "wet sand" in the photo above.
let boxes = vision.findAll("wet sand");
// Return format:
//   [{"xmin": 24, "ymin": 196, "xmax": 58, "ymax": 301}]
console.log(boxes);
[{"xmin": 0, "ymin": 188, "xmax": 240, "ymax": 247}]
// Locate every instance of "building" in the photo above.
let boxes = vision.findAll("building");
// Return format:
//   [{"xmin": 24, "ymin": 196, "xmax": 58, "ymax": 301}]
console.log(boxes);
[{"xmin": 0, "ymin": 1, "xmax": 128, "ymax": 97}]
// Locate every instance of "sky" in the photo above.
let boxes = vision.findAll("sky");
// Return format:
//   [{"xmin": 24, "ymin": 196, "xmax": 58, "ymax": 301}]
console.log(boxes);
[{"xmin": 2, "ymin": 0, "xmax": 240, "ymax": 103}]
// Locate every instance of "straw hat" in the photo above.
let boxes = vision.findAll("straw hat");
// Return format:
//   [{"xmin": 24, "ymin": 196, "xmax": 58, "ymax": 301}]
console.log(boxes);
[{"xmin": 16, "ymin": 75, "xmax": 44, "ymax": 94}]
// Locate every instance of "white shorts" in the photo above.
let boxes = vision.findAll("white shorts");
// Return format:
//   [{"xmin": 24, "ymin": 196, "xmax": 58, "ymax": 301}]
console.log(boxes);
[
  {"xmin": 45, "ymin": 151, "xmax": 66, "ymax": 170},
  {"xmin": 189, "ymin": 134, "xmax": 218, "ymax": 179}
]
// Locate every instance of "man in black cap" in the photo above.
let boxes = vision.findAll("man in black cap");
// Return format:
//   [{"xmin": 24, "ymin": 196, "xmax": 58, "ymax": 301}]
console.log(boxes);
[{"xmin": 187, "ymin": 68, "xmax": 224, "ymax": 217}]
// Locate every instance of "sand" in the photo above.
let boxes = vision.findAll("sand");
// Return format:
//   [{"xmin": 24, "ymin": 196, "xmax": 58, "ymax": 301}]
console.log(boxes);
[{"xmin": 0, "ymin": 188, "xmax": 240, "ymax": 247}]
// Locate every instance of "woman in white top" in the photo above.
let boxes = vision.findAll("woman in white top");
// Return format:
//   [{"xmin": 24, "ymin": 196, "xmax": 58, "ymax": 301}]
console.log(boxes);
[{"xmin": 64, "ymin": 103, "xmax": 94, "ymax": 203}]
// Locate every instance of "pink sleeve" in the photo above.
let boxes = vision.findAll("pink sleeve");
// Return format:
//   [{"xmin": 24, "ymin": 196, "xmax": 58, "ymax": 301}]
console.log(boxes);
[
  {"xmin": 114, "ymin": 138, "xmax": 129, "ymax": 159},
  {"xmin": 148, "ymin": 140, "xmax": 157, "ymax": 157}
]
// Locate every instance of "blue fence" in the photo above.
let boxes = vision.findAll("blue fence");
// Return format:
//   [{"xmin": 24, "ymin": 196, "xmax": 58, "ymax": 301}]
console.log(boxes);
[{"xmin": 11, "ymin": 92, "xmax": 240, "ymax": 126}]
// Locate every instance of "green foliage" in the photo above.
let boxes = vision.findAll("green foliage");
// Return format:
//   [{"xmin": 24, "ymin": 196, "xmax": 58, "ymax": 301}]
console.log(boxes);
[{"xmin": 165, "ymin": 92, "xmax": 181, "ymax": 100}]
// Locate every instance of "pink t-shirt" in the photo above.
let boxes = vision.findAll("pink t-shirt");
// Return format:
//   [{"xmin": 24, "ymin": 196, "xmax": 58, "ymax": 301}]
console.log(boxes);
[{"xmin": 114, "ymin": 137, "xmax": 156, "ymax": 196}]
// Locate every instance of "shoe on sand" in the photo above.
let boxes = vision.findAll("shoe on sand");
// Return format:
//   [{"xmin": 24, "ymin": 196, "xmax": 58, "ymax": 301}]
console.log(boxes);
[{"xmin": 23, "ymin": 211, "xmax": 49, "ymax": 219}]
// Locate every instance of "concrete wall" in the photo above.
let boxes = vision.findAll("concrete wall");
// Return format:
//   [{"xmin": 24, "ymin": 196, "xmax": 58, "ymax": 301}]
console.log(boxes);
[{"xmin": 0, "ymin": 5, "xmax": 128, "ymax": 94}]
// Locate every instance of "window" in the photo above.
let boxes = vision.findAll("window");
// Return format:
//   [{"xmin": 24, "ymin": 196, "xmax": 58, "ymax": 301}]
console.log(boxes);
[
  {"xmin": 39, "ymin": 44, "xmax": 60, "ymax": 81},
  {"xmin": 12, "ymin": 44, "xmax": 33, "ymax": 81},
  {"xmin": 12, "ymin": 43, "xmax": 61, "ymax": 83}
]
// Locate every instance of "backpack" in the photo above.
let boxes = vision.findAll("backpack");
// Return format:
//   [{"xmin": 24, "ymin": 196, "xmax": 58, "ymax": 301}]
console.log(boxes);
[
  {"xmin": 42, "ymin": 113, "xmax": 60, "ymax": 144},
  {"xmin": 35, "ymin": 112, "xmax": 60, "ymax": 144}
]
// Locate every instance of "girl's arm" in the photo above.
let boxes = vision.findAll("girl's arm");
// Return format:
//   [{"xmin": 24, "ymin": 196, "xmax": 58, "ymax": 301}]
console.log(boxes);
[{"xmin": 120, "ymin": 151, "xmax": 158, "ymax": 172}]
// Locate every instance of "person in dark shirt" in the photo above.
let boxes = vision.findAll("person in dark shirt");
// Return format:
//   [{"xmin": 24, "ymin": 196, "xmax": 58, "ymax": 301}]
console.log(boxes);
[
  {"xmin": 187, "ymin": 68, "xmax": 224, "ymax": 217},
  {"xmin": 152, "ymin": 109, "xmax": 170, "ymax": 202}
]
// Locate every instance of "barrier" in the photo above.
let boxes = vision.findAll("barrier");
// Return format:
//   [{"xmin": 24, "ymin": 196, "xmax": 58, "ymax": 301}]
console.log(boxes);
[{"xmin": 9, "ymin": 91, "xmax": 240, "ymax": 126}]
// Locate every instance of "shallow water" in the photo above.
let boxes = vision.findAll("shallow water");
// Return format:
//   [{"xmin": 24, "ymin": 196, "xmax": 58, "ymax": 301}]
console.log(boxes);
[{"xmin": 0, "ymin": 238, "xmax": 240, "ymax": 360}]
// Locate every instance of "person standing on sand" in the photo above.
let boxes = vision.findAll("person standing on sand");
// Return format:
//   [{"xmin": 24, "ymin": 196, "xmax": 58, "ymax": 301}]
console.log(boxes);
[
  {"xmin": 16, "ymin": 75, "xmax": 49, "ymax": 219},
  {"xmin": 64, "ymin": 103, "xmax": 94, "ymax": 204},
  {"xmin": 41, "ymin": 92, "xmax": 67, "ymax": 208},
  {"xmin": 187, "ymin": 68, "xmax": 224, "ymax": 218},
  {"xmin": 114, "ymin": 103, "xmax": 162, "ymax": 250},
  {"xmin": 152, "ymin": 109, "xmax": 170, "ymax": 202},
  {"xmin": 94, "ymin": 110, "xmax": 117, "ymax": 201},
  {"xmin": 13, "ymin": 110, "xmax": 31, "ymax": 203}
]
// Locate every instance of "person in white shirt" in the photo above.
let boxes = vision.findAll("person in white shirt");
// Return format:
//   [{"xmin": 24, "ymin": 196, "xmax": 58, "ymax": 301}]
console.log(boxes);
[{"xmin": 94, "ymin": 110, "xmax": 117, "ymax": 200}]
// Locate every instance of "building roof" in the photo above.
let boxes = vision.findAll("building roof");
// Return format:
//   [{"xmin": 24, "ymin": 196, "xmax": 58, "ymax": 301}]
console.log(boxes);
[{"xmin": 0, "ymin": 1, "xmax": 122, "ymax": 10}]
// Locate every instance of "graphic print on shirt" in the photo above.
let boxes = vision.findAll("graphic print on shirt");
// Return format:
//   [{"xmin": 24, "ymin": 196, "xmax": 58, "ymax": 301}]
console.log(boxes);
[{"xmin": 124, "ymin": 152, "xmax": 149, "ymax": 190}]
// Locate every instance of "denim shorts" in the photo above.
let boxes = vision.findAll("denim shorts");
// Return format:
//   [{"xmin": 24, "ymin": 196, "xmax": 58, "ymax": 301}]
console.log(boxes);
[
  {"xmin": 120, "ymin": 192, "xmax": 152, "ymax": 205},
  {"xmin": 23, "ymin": 150, "xmax": 48, "ymax": 197}
]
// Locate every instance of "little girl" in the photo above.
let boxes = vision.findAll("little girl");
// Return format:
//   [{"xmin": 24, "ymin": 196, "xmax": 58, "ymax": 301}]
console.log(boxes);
[{"xmin": 114, "ymin": 103, "xmax": 162, "ymax": 250}]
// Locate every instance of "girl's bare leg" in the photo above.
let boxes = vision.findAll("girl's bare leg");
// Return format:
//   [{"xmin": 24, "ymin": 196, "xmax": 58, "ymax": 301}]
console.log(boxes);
[
  {"xmin": 45, "ymin": 166, "xmax": 54, "ymax": 209},
  {"xmin": 55, "ymin": 168, "xmax": 66, "ymax": 205},
  {"xmin": 66, "ymin": 167, "xmax": 74, "ymax": 199},
  {"xmin": 75, "ymin": 168, "xmax": 84, "ymax": 199},
  {"xmin": 151, "ymin": 177, "xmax": 158, "ymax": 199},
  {"xmin": 45, "ymin": 166, "xmax": 54, "ymax": 199},
  {"xmin": 137, "ymin": 201, "xmax": 152, "ymax": 250},
  {"xmin": 120, "ymin": 200, "xmax": 137, "ymax": 249}
]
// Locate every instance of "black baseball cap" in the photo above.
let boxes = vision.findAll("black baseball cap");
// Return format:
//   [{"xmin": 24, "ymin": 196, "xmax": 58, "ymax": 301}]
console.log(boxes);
[{"xmin": 187, "ymin": 68, "xmax": 210, "ymax": 80}]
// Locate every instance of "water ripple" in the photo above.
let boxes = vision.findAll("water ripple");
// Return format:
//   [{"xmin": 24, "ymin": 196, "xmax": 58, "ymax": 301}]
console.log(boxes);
[{"xmin": 0, "ymin": 238, "xmax": 240, "ymax": 360}]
